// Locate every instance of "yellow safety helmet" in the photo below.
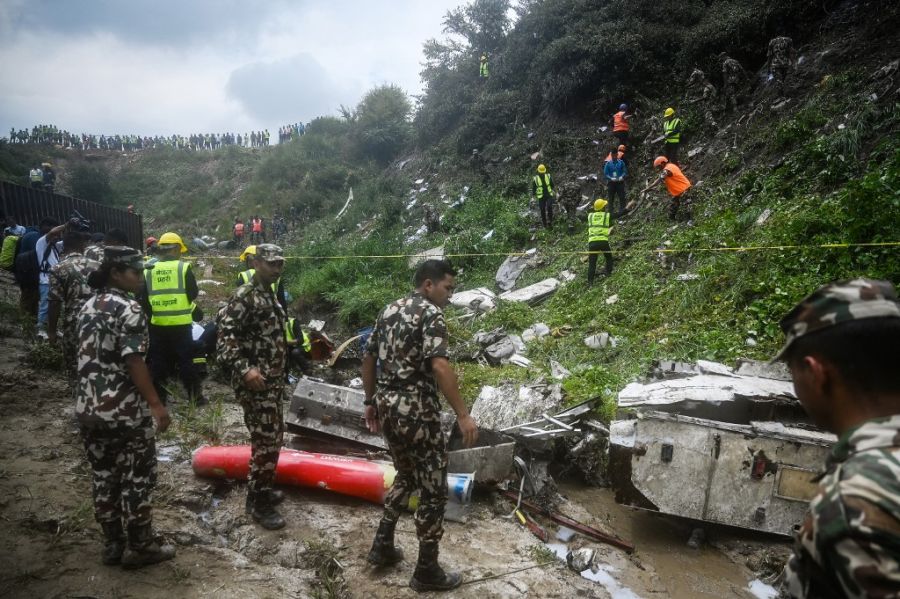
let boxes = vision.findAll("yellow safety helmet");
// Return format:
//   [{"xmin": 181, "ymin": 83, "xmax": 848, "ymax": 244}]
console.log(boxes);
[
  {"xmin": 664, "ymin": 107, "xmax": 675, "ymax": 118},
  {"xmin": 537, "ymin": 164, "xmax": 547, "ymax": 174},
  {"xmin": 594, "ymin": 198, "xmax": 608, "ymax": 211},
  {"xmin": 239, "ymin": 245, "xmax": 258, "ymax": 262},
  {"xmin": 157, "ymin": 231, "xmax": 188, "ymax": 254}
]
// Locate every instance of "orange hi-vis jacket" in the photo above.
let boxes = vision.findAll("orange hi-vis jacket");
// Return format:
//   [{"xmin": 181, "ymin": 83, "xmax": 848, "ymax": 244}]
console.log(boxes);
[
  {"xmin": 663, "ymin": 163, "xmax": 691, "ymax": 197},
  {"xmin": 251, "ymin": 219, "xmax": 262, "ymax": 233},
  {"xmin": 234, "ymin": 222, "xmax": 245, "ymax": 235},
  {"xmin": 613, "ymin": 111, "xmax": 629, "ymax": 132}
]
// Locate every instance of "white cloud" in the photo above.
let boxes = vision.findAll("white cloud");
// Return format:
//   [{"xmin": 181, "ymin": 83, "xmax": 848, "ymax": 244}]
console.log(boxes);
[{"xmin": 0, "ymin": 1, "xmax": 464, "ymax": 136}]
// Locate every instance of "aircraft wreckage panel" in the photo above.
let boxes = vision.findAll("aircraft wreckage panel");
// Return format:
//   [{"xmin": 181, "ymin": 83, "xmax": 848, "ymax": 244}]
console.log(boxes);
[{"xmin": 615, "ymin": 412, "xmax": 833, "ymax": 536}]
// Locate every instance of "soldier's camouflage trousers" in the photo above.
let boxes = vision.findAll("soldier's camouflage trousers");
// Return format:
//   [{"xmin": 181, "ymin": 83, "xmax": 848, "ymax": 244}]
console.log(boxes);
[
  {"xmin": 238, "ymin": 386, "xmax": 284, "ymax": 495},
  {"xmin": 378, "ymin": 396, "xmax": 448, "ymax": 545},
  {"xmin": 62, "ymin": 326, "xmax": 79, "ymax": 390},
  {"xmin": 80, "ymin": 420, "xmax": 156, "ymax": 528}
]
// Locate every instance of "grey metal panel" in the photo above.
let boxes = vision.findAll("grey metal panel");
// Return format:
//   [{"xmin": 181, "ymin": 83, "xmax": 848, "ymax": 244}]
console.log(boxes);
[{"xmin": 627, "ymin": 413, "xmax": 831, "ymax": 536}]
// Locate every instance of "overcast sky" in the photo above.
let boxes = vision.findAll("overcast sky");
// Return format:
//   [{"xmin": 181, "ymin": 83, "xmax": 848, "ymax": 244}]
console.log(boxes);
[{"xmin": 0, "ymin": 0, "xmax": 465, "ymax": 137}]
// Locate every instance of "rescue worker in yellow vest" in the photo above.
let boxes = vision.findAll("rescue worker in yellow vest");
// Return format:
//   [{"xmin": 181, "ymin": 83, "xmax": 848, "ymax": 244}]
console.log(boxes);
[
  {"xmin": 284, "ymin": 317, "xmax": 313, "ymax": 374},
  {"xmin": 479, "ymin": 54, "xmax": 489, "ymax": 79},
  {"xmin": 531, "ymin": 164, "xmax": 557, "ymax": 229},
  {"xmin": 238, "ymin": 245, "xmax": 288, "ymax": 309},
  {"xmin": 662, "ymin": 107, "xmax": 682, "ymax": 165},
  {"xmin": 140, "ymin": 232, "xmax": 202, "ymax": 405},
  {"xmin": 587, "ymin": 199, "xmax": 613, "ymax": 285}
]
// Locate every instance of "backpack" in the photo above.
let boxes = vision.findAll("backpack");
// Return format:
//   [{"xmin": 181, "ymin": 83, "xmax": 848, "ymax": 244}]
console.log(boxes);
[
  {"xmin": 0, "ymin": 235, "xmax": 19, "ymax": 270},
  {"xmin": 14, "ymin": 242, "xmax": 55, "ymax": 288},
  {"xmin": 14, "ymin": 249, "xmax": 38, "ymax": 287}
]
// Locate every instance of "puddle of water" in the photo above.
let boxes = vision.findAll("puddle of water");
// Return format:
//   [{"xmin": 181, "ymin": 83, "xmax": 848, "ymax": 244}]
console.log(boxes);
[
  {"xmin": 544, "ymin": 540, "xmax": 644, "ymax": 598},
  {"xmin": 581, "ymin": 565, "xmax": 642, "ymax": 599},
  {"xmin": 747, "ymin": 580, "xmax": 778, "ymax": 599},
  {"xmin": 561, "ymin": 483, "xmax": 763, "ymax": 599}
]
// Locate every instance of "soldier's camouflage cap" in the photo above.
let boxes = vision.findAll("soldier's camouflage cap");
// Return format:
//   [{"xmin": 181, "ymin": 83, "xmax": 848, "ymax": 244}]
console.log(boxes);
[
  {"xmin": 103, "ymin": 245, "xmax": 152, "ymax": 270},
  {"xmin": 772, "ymin": 278, "xmax": 900, "ymax": 361},
  {"xmin": 255, "ymin": 243, "xmax": 284, "ymax": 262}
]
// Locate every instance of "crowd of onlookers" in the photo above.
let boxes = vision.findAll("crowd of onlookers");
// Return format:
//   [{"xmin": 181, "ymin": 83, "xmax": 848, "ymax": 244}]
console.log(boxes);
[{"xmin": 5, "ymin": 124, "xmax": 317, "ymax": 152}]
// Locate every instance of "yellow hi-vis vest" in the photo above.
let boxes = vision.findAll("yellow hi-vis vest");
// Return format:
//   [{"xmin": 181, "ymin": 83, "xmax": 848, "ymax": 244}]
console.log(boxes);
[
  {"xmin": 145, "ymin": 260, "xmax": 193, "ymax": 326},
  {"xmin": 239, "ymin": 269, "xmax": 255, "ymax": 284},
  {"xmin": 239, "ymin": 269, "xmax": 280, "ymax": 295},
  {"xmin": 533, "ymin": 174, "xmax": 554, "ymax": 199},
  {"xmin": 664, "ymin": 118, "xmax": 682, "ymax": 144},
  {"xmin": 284, "ymin": 317, "xmax": 312, "ymax": 352},
  {"xmin": 588, "ymin": 211, "xmax": 610, "ymax": 242}
]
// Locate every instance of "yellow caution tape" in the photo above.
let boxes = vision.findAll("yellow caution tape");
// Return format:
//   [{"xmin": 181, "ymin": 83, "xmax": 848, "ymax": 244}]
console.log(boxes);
[{"xmin": 184, "ymin": 241, "xmax": 900, "ymax": 261}]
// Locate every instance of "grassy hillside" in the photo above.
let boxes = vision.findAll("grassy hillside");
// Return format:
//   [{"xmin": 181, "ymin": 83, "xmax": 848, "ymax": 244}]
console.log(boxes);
[{"xmin": 2, "ymin": 0, "xmax": 898, "ymax": 421}]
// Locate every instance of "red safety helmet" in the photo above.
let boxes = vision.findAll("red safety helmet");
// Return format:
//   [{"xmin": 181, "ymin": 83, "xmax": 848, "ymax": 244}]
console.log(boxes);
[
  {"xmin": 145, "ymin": 236, "xmax": 158, "ymax": 248},
  {"xmin": 653, "ymin": 156, "xmax": 669, "ymax": 168}
]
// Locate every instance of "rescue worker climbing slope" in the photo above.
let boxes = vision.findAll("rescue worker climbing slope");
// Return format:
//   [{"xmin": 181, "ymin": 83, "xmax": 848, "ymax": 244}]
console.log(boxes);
[
  {"xmin": 644, "ymin": 156, "xmax": 692, "ymax": 221},
  {"xmin": 217, "ymin": 244, "xmax": 289, "ymax": 530},
  {"xmin": 612, "ymin": 103, "xmax": 631, "ymax": 145},
  {"xmin": 362, "ymin": 259, "xmax": 478, "ymax": 592},
  {"xmin": 140, "ymin": 232, "xmax": 201, "ymax": 404},
  {"xmin": 587, "ymin": 199, "xmax": 613, "ymax": 284},
  {"xmin": 531, "ymin": 164, "xmax": 556, "ymax": 229},
  {"xmin": 76, "ymin": 246, "xmax": 174, "ymax": 568},
  {"xmin": 662, "ymin": 108, "xmax": 682, "ymax": 165}
]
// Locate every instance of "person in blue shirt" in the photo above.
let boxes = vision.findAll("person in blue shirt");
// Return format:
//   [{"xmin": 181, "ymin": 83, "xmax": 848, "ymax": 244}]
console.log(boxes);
[{"xmin": 603, "ymin": 146, "xmax": 628, "ymax": 217}]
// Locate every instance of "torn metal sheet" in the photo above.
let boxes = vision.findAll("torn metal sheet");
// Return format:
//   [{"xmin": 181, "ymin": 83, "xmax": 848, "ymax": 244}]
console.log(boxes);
[
  {"xmin": 499, "ymin": 278, "xmax": 560, "ymax": 305},
  {"xmin": 618, "ymin": 374, "xmax": 795, "ymax": 407},
  {"xmin": 408, "ymin": 245, "xmax": 445, "ymax": 269},
  {"xmin": 451, "ymin": 287, "xmax": 497, "ymax": 313},
  {"xmin": 288, "ymin": 378, "xmax": 514, "ymax": 482},
  {"xmin": 608, "ymin": 411, "xmax": 835, "ymax": 536},
  {"xmin": 495, "ymin": 254, "xmax": 532, "ymax": 291}
]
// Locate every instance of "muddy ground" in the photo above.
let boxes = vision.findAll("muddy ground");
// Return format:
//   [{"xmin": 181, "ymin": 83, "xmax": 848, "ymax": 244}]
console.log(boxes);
[{"xmin": 0, "ymin": 273, "xmax": 789, "ymax": 598}]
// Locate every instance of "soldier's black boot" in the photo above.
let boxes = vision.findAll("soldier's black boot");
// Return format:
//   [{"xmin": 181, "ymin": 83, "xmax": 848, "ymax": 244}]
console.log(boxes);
[
  {"xmin": 366, "ymin": 518, "xmax": 404, "ymax": 567},
  {"xmin": 265, "ymin": 489, "xmax": 285, "ymax": 506},
  {"xmin": 100, "ymin": 520, "xmax": 126, "ymax": 566},
  {"xmin": 121, "ymin": 523, "xmax": 175, "ymax": 569},
  {"xmin": 409, "ymin": 542, "xmax": 462, "ymax": 592},
  {"xmin": 248, "ymin": 490, "xmax": 286, "ymax": 530}
]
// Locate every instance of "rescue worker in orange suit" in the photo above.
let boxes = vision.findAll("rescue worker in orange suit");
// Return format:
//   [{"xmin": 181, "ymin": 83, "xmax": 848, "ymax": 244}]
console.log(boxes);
[
  {"xmin": 611, "ymin": 103, "xmax": 632, "ymax": 145},
  {"xmin": 233, "ymin": 219, "xmax": 246, "ymax": 247},
  {"xmin": 138, "ymin": 232, "xmax": 203, "ymax": 405},
  {"xmin": 643, "ymin": 156, "xmax": 692, "ymax": 221}
]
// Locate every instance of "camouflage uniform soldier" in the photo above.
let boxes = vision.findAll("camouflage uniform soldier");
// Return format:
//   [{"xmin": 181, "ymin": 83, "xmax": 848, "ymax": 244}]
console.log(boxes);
[
  {"xmin": 48, "ymin": 230, "xmax": 100, "ymax": 385},
  {"xmin": 84, "ymin": 228, "xmax": 130, "ymax": 263},
  {"xmin": 720, "ymin": 54, "xmax": 745, "ymax": 111},
  {"xmin": 767, "ymin": 36, "xmax": 795, "ymax": 90},
  {"xmin": 685, "ymin": 68, "xmax": 719, "ymax": 128},
  {"xmin": 76, "ymin": 246, "xmax": 174, "ymax": 567},
  {"xmin": 216, "ymin": 243, "xmax": 288, "ymax": 530},
  {"xmin": 557, "ymin": 181, "xmax": 580, "ymax": 233},
  {"xmin": 362, "ymin": 259, "xmax": 478, "ymax": 593},
  {"xmin": 773, "ymin": 279, "xmax": 900, "ymax": 598}
]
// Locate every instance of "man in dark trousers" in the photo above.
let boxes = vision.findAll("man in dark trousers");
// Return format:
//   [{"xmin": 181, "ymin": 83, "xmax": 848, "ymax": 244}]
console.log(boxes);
[
  {"xmin": 362, "ymin": 259, "xmax": 478, "ymax": 592},
  {"xmin": 586, "ymin": 199, "xmax": 613, "ymax": 284},
  {"xmin": 531, "ymin": 164, "xmax": 557, "ymax": 229},
  {"xmin": 217, "ymin": 244, "xmax": 289, "ymax": 530},
  {"xmin": 140, "ymin": 232, "xmax": 201, "ymax": 404}
]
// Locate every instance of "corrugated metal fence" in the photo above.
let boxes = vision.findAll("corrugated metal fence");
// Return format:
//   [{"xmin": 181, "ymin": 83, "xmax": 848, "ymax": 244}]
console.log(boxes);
[{"xmin": 0, "ymin": 181, "xmax": 143, "ymax": 250}]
